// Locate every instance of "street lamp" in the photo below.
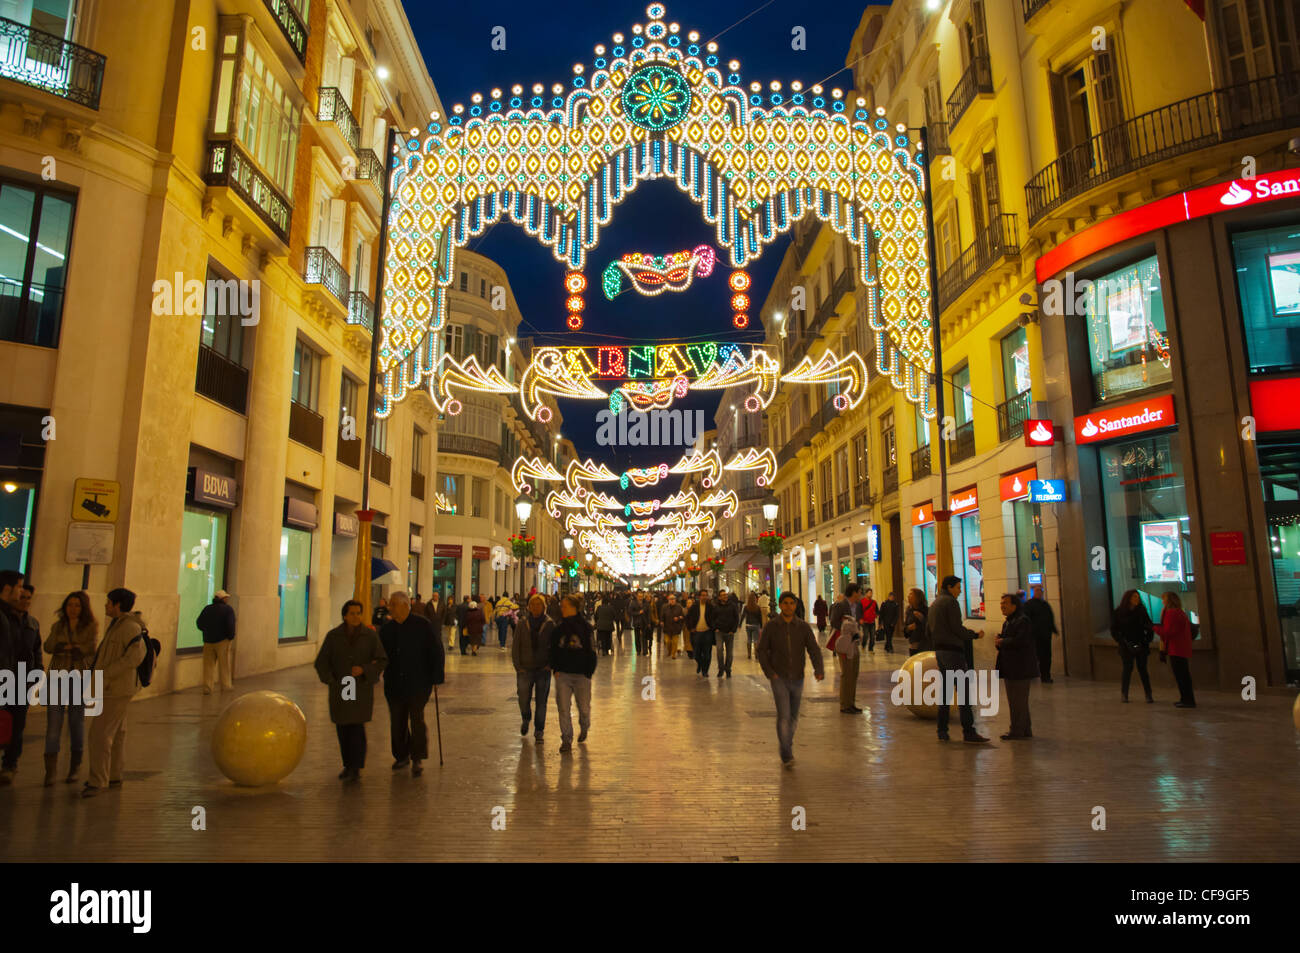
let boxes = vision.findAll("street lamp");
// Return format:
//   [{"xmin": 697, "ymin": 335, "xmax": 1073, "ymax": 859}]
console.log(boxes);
[
  {"xmin": 562, "ymin": 535, "xmax": 574, "ymax": 592},
  {"xmin": 711, "ymin": 531, "xmax": 723, "ymax": 590},
  {"xmin": 762, "ymin": 492, "xmax": 779, "ymax": 598},
  {"xmin": 514, "ymin": 492, "xmax": 533, "ymax": 596}
]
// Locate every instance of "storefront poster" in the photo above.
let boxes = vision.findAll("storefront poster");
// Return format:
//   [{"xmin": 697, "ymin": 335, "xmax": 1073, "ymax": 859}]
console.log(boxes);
[
  {"xmin": 1141, "ymin": 520, "xmax": 1184, "ymax": 582},
  {"xmin": 1267, "ymin": 250, "xmax": 1300, "ymax": 315},
  {"xmin": 1107, "ymin": 283, "xmax": 1148, "ymax": 352}
]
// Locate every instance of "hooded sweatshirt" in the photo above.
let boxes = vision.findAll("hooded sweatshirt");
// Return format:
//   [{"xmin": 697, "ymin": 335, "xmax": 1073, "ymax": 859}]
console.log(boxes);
[{"xmin": 549, "ymin": 614, "xmax": 597, "ymax": 677}]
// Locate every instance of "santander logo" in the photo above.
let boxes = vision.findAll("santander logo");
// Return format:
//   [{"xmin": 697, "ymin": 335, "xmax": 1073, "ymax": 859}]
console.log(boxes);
[
  {"xmin": 1075, "ymin": 395, "xmax": 1176, "ymax": 444},
  {"xmin": 1220, "ymin": 181, "xmax": 1251, "ymax": 206},
  {"xmin": 1080, "ymin": 418, "xmax": 1099, "ymax": 437},
  {"xmin": 1012, "ymin": 476, "xmax": 1023, "ymax": 493},
  {"xmin": 1029, "ymin": 421, "xmax": 1052, "ymax": 442}
]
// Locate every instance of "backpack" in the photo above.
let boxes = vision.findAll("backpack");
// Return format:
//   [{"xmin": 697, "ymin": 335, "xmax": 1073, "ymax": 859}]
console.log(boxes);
[
  {"xmin": 128, "ymin": 626, "xmax": 162, "ymax": 688},
  {"xmin": 835, "ymin": 615, "xmax": 860, "ymax": 657}
]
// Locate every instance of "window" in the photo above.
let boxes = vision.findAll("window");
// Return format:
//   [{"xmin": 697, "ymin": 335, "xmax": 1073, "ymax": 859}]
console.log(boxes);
[
  {"xmin": 0, "ymin": 178, "xmax": 75, "ymax": 347},
  {"xmin": 471, "ymin": 477, "xmax": 487, "ymax": 518},
  {"xmin": 951, "ymin": 366, "xmax": 973, "ymax": 424},
  {"xmin": 177, "ymin": 508, "xmax": 229, "ymax": 651},
  {"xmin": 1000, "ymin": 326, "xmax": 1031, "ymax": 400},
  {"xmin": 880, "ymin": 411, "xmax": 896, "ymax": 466},
  {"xmin": 412, "ymin": 427, "xmax": 426, "ymax": 474},
  {"xmin": 439, "ymin": 473, "xmax": 464, "ymax": 512},
  {"xmin": 459, "ymin": 271, "xmax": 468, "ymax": 292},
  {"xmin": 820, "ymin": 458, "xmax": 834, "ymax": 509},
  {"xmin": 915, "ymin": 408, "xmax": 931, "ymax": 446},
  {"xmin": 200, "ymin": 265, "xmax": 247, "ymax": 365},
  {"xmin": 278, "ymin": 526, "xmax": 312, "ymax": 642},
  {"xmin": 444, "ymin": 323, "xmax": 463, "ymax": 360},
  {"xmin": 479, "ymin": 277, "xmax": 487, "ymax": 298},
  {"xmin": 834, "ymin": 447, "xmax": 850, "ymax": 497},
  {"xmin": 1047, "ymin": 49, "xmax": 1124, "ymax": 175},
  {"xmin": 291, "ymin": 339, "xmax": 320, "ymax": 410},
  {"xmin": 339, "ymin": 375, "xmax": 359, "ymax": 426},
  {"xmin": 961, "ymin": 0, "xmax": 989, "ymax": 68},
  {"xmin": 805, "ymin": 469, "xmax": 816, "ymax": 526},
  {"xmin": 952, "ymin": 511, "xmax": 984, "ymax": 619},
  {"xmin": 372, "ymin": 414, "xmax": 388, "ymax": 454},
  {"xmin": 1259, "ymin": 441, "xmax": 1300, "ymax": 678},
  {"xmin": 852, "ymin": 430, "xmax": 869, "ymax": 486},
  {"xmin": 1231, "ymin": 221, "xmax": 1300, "ymax": 373},
  {"xmin": 1084, "ymin": 254, "xmax": 1171, "ymax": 402},
  {"xmin": 213, "ymin": 27, "xmax": 301, "ymax": 196},
  {"xmin": 1212, "ymin": 0, "xmax": 1299, "ymax": 84}
]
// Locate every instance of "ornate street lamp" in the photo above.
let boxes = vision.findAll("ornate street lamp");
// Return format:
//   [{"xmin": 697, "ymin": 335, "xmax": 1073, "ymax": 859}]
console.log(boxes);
[
  {"xmin": 711, "ymin": 531, "xmax": 723, "ymax": 590},
  {"xmin": 762, "ymin": 492, "xmax": 779, "ymax": 597},
  {"xmin": 514, "ymin": 492, "xmax": 533, "ymax": 596}
]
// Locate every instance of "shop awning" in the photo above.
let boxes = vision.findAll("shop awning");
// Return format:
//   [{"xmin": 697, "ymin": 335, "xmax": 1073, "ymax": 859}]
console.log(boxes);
[
  {"xmin": 723, "ymin": 548, "xmax": 760, "ymax": 571},
  {"xmin": 371, "ymin": 557, "xmax": 402, "ymax": 585}
]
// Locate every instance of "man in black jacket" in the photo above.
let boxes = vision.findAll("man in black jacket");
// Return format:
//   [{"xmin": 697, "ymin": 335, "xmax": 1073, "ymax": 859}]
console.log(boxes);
[
  {"xmin": 878, "ymin": 591, "xmax": 900, "ymax": 654},
  {"xmin": 685, "ymin": 590, "xmax": 719, "ymax": 677},
  {"xmin": 196, "ymin": 590, "xmax": 237, "ymax": 694},
  {"xmin": 925, "ymin": 575, "xmax": 988, "ymax": 744},
  {"xmin": 995, "ymin": 593, "xmax": 1038, "ymax": 740},
  {"xmin": 379, "ymin": 592, "xmax": 445, "ymax": 776},
  {"xmin": 1022, "ymin": 585, "xmax": 1058, "ymax": 683},
  {"xmin": 712, "ymin": 589, "xmax": 741, "ymax": 678},
  {"xmin": 512, "ymin": 594, "xmax": 553, "ymax": 743},
  {"xmin": 0, "ymin": 571, "xmax": 39, "ymax": 784},
  {"xmin": 550, "ymin": 595, "xmax": 597, "ymax": 753}
]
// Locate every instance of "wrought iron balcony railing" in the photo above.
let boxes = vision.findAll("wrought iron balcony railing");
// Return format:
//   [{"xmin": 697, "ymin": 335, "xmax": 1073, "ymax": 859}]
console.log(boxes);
[
  {"xmin": 336, "ymin": 428, "xmax": 361, "ymax": 469},
  {"xmin": 318, "ymin": 86, "xmax": 360, "ymax": 153},
  {"xmin": 946, "ymin": 53, "xmax": 993, "ymax": 129},
  {"xmin": 1026, "ymin": 73, "xmax": 1300, "ymax": 225},
  {"xmin": 794, "ymin": 222, "xmax": 819, "ymax": 262},
  {"xmin": 937, "ymin": 213, "xmax": 1019, "ymax": 308},
  {"xmin": 950, "ymin": 420, "xmax": 976, "ymax": 463},
  {"xmin": 882, "ymin": 463, "xmax": 898, "ymax": 496},
  {"xmin": 778, "ymin": 422, "xmax": 812, "ymax": 468},
  {"xmin": 997, "ymin": 389, "xmax": 1033, "ymax": 443},
  {"xmin": 304, "ymin": 246, "xmax": 349, "ymax": 308},
  {"xmin": 1021, "ymin": 0, "xmax": 1051, "ymax": 20},
  {"xmin": 205, "ymin": 139, "xmax": 292, "ymax": 242},
  {"xmin": 836, "ymin": 490, "xmax": 850, "ymax": 513},
  {"xmin": 926, "ymin": 121, "xmax": 951, "ymax": 156},
  {"xmin": 0, "ymin": 15, "xmax": 105, "ymax": 109},
  {"xmin": 438, "ymin": 432, "xmax": 501, "ymax": 460},
  {"xmin": 263, "ymin": 0, "xmax": 307, "ymax": 63},
  {"xmin": 289, "ymin": 400, "xmax": 324, "ymax": 451},
  {"xmin": 371, "ymin": 449, "xmax": 391, "ymax": 485},
  {"xmin": 347, "ymin": 290, "xmax": 373, "ymax": 333},
  {"xmin": 911, "ymin": 443, "xmax": 932, "ymax": 480},
  {"xmin": 195, "ymin": 344, "xmax": 248, "ymax": 415},
  {"xmin": 853, "ymin": 484, "xmax": 868, "ymax": 507},
  {"xmin": 356, "ymin": 148, "xmax": 383, "ymax": 199}
]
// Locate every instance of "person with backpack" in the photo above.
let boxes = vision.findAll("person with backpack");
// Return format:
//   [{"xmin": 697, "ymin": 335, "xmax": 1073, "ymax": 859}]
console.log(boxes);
[
  {"xmin": 827, "ymin": 584, "xmax": 862, "ymax": 714},
  {"xmin": 83, "ymin": 588, "xmax": 150, "ymax": 798},
  {"xmin": 196, "ymin": 590, "xmax": 236, "ymax": 694}
]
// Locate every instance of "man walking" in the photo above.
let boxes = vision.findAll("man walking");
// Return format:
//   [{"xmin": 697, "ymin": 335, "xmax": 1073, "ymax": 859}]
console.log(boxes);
[
  {"xmin": 1023, "ymin": 585, "xmax": 1058, "ymax": 683},
  {"xmin": 83, "ymin": 589, "xmax": 148, "ymax": 797},
  {"xmin": 756, "ymin": 592, "xmax": 825, "ymax": 767},
  {"xmin": 378, "ymin": 591, "xmax": 445, "ymax": 777},
  {"xmin": 661, "ymin": 593, "xmax": 685, "ymax": 659},
  {"xmin": 315, "ymin": 600, "xmax": 387, "ymax": 781},
  {"xmin": 685, "ymin": 589, "xmax": 717, "ymax": 677},
  {"xmin": 0, "ymin": 571, "xmax": 40, "ymax": 785},
  {"xmin": 550, "ymin": 595, "xmax": 597, "ymax": 753},
  {"xmin": 712, "ymin": 589, "xmax": 741, "ymax": 678},
  {"xmin": 926, "ymin": 575, "xmax": 988, "ymax": 743},
  {"xmin": 878, "ymin": 591, "xmax": 900, "ymax": 654},
  {"xmin": 513, "ymin": 594, "xmax": 553, "ymax": 744},
  {"xmin": 196, "ymin": 589, "xmax": 236, "ymax": 694},
  {"xmin": 828, "ymin": 584, "xmax": 863, "ymax": 713}
]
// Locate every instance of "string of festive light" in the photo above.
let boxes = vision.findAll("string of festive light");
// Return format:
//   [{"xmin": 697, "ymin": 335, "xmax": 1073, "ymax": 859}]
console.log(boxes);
[
  {"xmin": 601, "ymin": 244, "xmax": 716, "ymax": 299},
  {"xmin": 722, "ymin": 447, "xmax": 777, "ymax": 486}
]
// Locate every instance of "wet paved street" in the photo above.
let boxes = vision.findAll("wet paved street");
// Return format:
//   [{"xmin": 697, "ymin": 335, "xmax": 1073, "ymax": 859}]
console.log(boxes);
[{"xmin": 4, "ymin": 631, "xmax": 1299, "ymax": 862}]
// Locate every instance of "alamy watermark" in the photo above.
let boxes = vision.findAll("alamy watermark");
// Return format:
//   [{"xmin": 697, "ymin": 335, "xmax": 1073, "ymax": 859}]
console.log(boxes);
[
  {"xmin": 0, "ymin": 664, "xmax": 104, "ymax": 715},
  {"xmin": 595, "ymin": 408, "xmax": 705, "ymax": 447},
  {"xmin": 151, "ymin": 273, "xmax": 260, "ymax": 325},
  {"xmin": 890, "ymin": 665, "xmax": 1001, "ymax": 716}
]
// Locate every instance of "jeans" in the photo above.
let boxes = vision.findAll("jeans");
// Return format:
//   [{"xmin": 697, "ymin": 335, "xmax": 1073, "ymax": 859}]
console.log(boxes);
[
  {"xmin": 516, "ymin": 669, "xmax": 551, "ymax": 734},
  {"xmin": 1, "ymin": 704, "xmax": 28, "ymax": 769},
  {"xmin": 693, "ymin": 629, "xmax": 715, "ymax": 674},
  {"xmin": 44, "ymin": 701, "xmax": 86, "ymax": 755},
  {"xmin": 769, "ymin": 677, "xmax": 805, "ymax": 762},
  {"xmin": 1169, "ymin": 655, "xmax": 1195, "ymax": 704},
  {"xmin": 715, "ymin": 629, "xmax": 735, "ymax": 674},
  {"xmin": 387, "ymin": 692, "xmax": 430, "ymax": 761},
  {"xmin": 336, "ymin": 723, "xmax": 366, "ymax": 770},
  {"xmin": 1120, "ymin": 648, "xmax": 1152, "ymax": 698},
  {"xmin": 553, "ymin": 672, "xmax": 591, "ymax": 742},
  {"xmin": 934, "ymin": 650, "xmax": 975, "ymax": 736},
  {"xmin": 745, "ymin": 624, "xmax": 760, "ymax": 654},
  {"xmin": 497, "ymin": 617, "xmax": 511, "ymax": 647}
]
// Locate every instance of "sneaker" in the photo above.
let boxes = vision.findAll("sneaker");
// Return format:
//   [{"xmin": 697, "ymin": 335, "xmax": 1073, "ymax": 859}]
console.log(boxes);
[
  {"xmin": 411, "ymin": 760, "xmax": 423, "ymax": 777},
  {"xmin": 520, "ymin": 719, "xmax": 530, "ymax": 736},
  {"xmin": 577, "ymin": 728, "xmax": 588, "ymax": 743},
  {"xmin": 392, "ymin": 758, "xmax": 410, "ymax": 770},
  {"xmin": 559, "ymin": 740, "xmax": 572, "ymax": 753},
  {"xmin": 963, "ymin": 733, "xmax": 990, "ymax": 744}
]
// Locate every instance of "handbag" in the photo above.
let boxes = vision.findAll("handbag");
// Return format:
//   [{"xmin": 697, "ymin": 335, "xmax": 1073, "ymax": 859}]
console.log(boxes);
[{"xmin": 0, "ymin": 708, "xmax": 9, "ymax": 745}]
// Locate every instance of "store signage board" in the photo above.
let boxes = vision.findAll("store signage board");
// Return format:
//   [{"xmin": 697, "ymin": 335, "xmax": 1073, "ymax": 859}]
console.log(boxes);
[
  {"xmin": 868, "ymin": 524, "xmax": 881, "ymax": 562},
  {"xmin": 433, "ymin": 544, "xmax": 462, "ymax": 558},
  {"xmin": 1248, "ymin": 377, "xmax": 1300, "ymax": 433},
  {"xmin": 1024, "ymin": 420, "xmax": 1055, "ymax": 446},
  {"xmin": 949, "ymin": 487, "xmax": 979, "ymax": 516},
  {"xmin": 72, "ymin": 478, "xmax": 120, "ymax": 523},
  {"xmin": 1074, "ymin": 394, "xmax": 1176, "ymax": 444},
  {"xmin": 1027, "ymin": 571, "xmax": 1043, "ymax": 586},
  {"xmin": 999, "ymin": 466, "xmax": 1038, "ymax": 502},
  {"xmin": 1209, "ymin": 531, "xmax": 1247, "ymax": 566},
  {"xmin": 333, "ymin": 512, "xmax": 358, "ymax": 537},
  {"xmin": 911, "ymin": 502, "xmax": 934, "ymax": 526},
  {"xmin": 66, "ymin": 521, "xmax": 114, "ymax": 565},
  {"xmin": 190, "ymin": 468, "xmax": 237, "ymax": 509},
  {"xmin": 1028, "ymin": 479, "xmax": 1067, "ymax": 503}
]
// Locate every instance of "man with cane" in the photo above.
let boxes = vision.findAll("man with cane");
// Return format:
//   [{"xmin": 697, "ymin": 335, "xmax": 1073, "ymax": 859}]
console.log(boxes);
[{"xmin": 378, "ymin": 592, "xmax": 444, "ymax": 777}]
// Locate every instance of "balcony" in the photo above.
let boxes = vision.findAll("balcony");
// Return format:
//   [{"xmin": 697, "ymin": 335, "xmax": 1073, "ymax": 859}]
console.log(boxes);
[
  {"xmin": 355, "ymin": 148, "xmax": 384, "ymax": 207},
  {"xmin": 820, "ymin": 500, "xmax": 833, "ymax": 522},
  {"xmin": 794, "ymin": 222, "xmax": 819, "ymax": 262},
  {"xmin": 304, "ymin": 246, "xmax": 349, "ymax": 309},
  {"xmin": 0, "ymin": 16, "xmax": 105, "ymax": 109},
  {"xmin": 950, "ymin": 420, "xmax": 975, "ymax": 463},
  {"xmin": 926, "ymin": 121, "xmax": 951, "ymax": 157},
  {"xmin": 946, "ymin": 53, "xmax": 993, "ymax": 129},
  {"xmin": 792, "ymin": 516, "xmax": 802, "ymax": 535},
  {"xmin": 318, "ymin": 86, "xmax": 360, "ymax": 154},
  {"xmin": 1026, "ymin": 73, "xmax": 1300, "ymax": 225},
  {"xmin": 882, "ymin": 463, "xmax": 898, "ymax": 496},
  {"xmin": 439, "ymin": 432, "xmax": 501, "ymax": 460},
  {"xmin": 737, "ymin": 484, "xmax": 767, "ymax": 501},
  {"xmin": 371, "ymin": 449, "xmax": 391, "ymax": 485},
  {"xmin": 836, "ymin": 490, "xmax": 850, "ymax": 513},
  {"xmin": 263, "ymin": 0, "xmax": 307, "ymax": 63},
  {"xmin": 911, "ymin": 443, "xmax": 932, "ymax": 480},
  {"xmin": 997, "ymin": 389, "xmax": 1032, "ymax": 443},
  {"xmin": 347, "ymin": 290, "xmax": 373, "ymax": 333},
  {"xmin": 810, "ymin": 268, "xmax": 856, "ymax": 339},
  {"xmin": 336, "ymin": 427, "xmax": 361, "ymax": 469},
  {"xmin": 289, "ymin": 400, "xmax": 324, "ymax": 452},
  {"xmin": 853, "ymin": 484, "xmax": 868, "ymax": 507},
  {"xmin": 937, "ymin": 213, "xmax": 1019, "ymax": 309},
  {"xmin": 411, "ymin": 470, "xmax": 425, "ymax": 501},
  {"xmin": 195, "ymin": 345, "xmax": 248, "ymax": 415},
  {"xmin": 1021, "ymin": 0, "xmax": 1051, "ymax": 19},
  {"xmin": 777, "ymin": 422, "xmax": 812, "ymax": 468},
  {"xmin": 204, "ymin": 139, "xmax": 292, "ymax": 243}
]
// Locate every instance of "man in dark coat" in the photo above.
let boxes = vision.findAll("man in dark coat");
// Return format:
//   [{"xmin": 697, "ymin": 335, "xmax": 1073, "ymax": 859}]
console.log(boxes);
[
  {"xmin": 0, "ymin": 572, "xmax": 41, "ymax": 784},
  {"xmin": 314, "ymin": 600, "xmax": 387, "ymax": 781},
  {"xmin": 378, "ymin": 591, "xmax": 444, "ymax": 776},
  {"xmin": 455, "ymin": 596, "xmax": 470, "ymax": 651},
  {"xmin": 684, "ymin": 590, "xmax": 719, "ymax": 677},
  {"xmin": 878, "ymin": 591, "xmax": 901, "ymax": 654},
  {"xmin": 1022, "ymin": 585, "xmax": 1058, "ymax": 683},
  {"xmin": 995, "ymin": 592, "xmax": 1038, "ymax": 740},
  {"xmin": 513, "ymin": 594, "xmax": 554, "ymax": 743},
  {"xmin": 926, "ymin": 575, "xmax": 988, "ymax": 744},
  {"xmin": 712, "ymin": 589, "xmax": 741, "ymax": 678},
  {"xmin": 196, "ymin": 590, "xmax": 237, "ymax": 694}
]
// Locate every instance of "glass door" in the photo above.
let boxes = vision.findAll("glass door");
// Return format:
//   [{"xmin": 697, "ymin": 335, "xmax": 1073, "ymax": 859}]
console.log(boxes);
[
  {"xmin": 278, "ymin": 526, "xmax": 312, "ymax": 641},
  {"xmin": 1260, "ymin": 442, "xmax": 1300, "ymax": 680},
  {"xmin": 177, "ymin": 508, "xmax": 228, "ymax": 651}
]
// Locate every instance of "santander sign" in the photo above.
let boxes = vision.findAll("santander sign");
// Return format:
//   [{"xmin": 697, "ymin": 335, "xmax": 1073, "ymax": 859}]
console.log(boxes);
[{"xmin": 1074, "ymin": 394, "xmax": 1176, "ymax": 445}]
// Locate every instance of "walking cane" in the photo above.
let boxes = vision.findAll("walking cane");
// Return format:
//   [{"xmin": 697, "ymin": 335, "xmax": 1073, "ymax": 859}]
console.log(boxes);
[{"xmin": 433, "ymin": 683, "xmax": 444, "ymax": 767}]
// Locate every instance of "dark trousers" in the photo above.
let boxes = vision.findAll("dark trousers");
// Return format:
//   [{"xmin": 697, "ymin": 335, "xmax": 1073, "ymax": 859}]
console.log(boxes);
[
  {"xmin": 597, "ymin": 630, "xmax": 612, "ymax": 654},
  {"xmin": 1120, "ymin": 649, "xmax": 1152, "ymax": 698},
  {"xmin": 459, "ymin": 633, "xmax": 473, "ymax": 655},
  {"xmin": 517, "ymin": 669, "xmax": 551, "ymax": 733},
  {"xmin": 388, "ymin": 692, "xmax": 431, "ymax": 761},
  {"xmin": 1, "ymin": 704, "xmax": 28, "ymax": 769},
  {"xmin": 1004, "ymin": 678, "xmax": 1032, "ymax": 737},
  {"xmin": 693, "ymin": 630, "xmax": 715, "ymax": 674},
  {"xmin": 934, "ymin": 651, "xmax": 975, "ymax": 736},
  {"xmin": 336, "ymin": 723, "xmax": 367, "ymax": 771},
  {"xmin": 1035, "ymin": 632, "xmax": 1052, "ymax": 680},
  {"xmin": 1169, "ymin": 655, "xmax": 1195, "ymax": 704},
  {"xmin": 635, "ymin": 626, "xmax": 652, "ymax": 655}
]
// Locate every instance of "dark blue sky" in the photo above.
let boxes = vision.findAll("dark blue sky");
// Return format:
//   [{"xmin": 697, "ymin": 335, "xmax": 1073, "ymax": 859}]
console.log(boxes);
[{"xmin": 402, "ymin": 0, "xmax": 873, "ymax": 467}]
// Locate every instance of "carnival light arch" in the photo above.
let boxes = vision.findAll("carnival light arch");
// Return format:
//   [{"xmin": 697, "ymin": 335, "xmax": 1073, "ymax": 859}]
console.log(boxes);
[{"xmin": 378, "ymin": 3, "xmax": 936, "ymax": 420}]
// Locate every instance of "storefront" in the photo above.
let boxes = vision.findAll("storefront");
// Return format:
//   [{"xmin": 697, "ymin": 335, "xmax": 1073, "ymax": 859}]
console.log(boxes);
[
  {"xmin": 177, "ymin": 467, "xmax": 236, "ymax": 652},
  {"xmin": 280, "ymin": 496, "xmax": 317, "ymax": 643},
  {"xmin": 948, "ymin": 485, "xmax": 983, "ymax": 619},
  {"xmin": 999, "ymin": 465, "xmax": 1045, "ymax": 595},
  {"xmin": 472, "ymin": 545, "xmax": 489, "ymax": 595},
  {"xmin": 330, "ymin": 509, "xmax": 358, "ymax": 610},
  {"xmin": 431, "ymin": 543, "xmax": 460, "ymax": 601},
  {"xmin": 911, "ymin": 502, "xmax": 938, "ymax": 598}
]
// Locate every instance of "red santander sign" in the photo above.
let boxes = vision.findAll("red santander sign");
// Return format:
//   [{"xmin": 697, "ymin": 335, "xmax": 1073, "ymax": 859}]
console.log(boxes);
[{"xmin": 1074, "ymin": 394, "xmax": 1176, "ymax": 444}]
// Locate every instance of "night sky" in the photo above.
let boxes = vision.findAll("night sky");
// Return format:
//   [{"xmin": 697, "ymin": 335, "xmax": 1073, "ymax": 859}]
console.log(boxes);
[{"xmin": 402, "ymin": 0, "xmax": 872, "ymax": 471}]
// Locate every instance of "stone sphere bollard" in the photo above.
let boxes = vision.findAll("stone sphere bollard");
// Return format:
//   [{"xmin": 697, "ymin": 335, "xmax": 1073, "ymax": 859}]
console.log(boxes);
[
  {"xmin": 897, "ymin": 650, "xmax": 962, "ymax": 720},
  {"xmin": 1293, "ymin": 693, "xmax": 1300, "ymax": 733},
  {"xmin": 211, "ymin": 690, "xmax": 307, "ymax": 786}
]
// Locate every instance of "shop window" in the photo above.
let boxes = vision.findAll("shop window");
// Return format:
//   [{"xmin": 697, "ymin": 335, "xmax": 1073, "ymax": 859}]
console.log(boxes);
[
  {"xmin": 1098, "ymin": 432, "xmax": 1197, "ymax": 622},
  {"xmin": 278, "ymin": 526, "xmax": 312, "ymax": 641},
  {"xmin": 1230, "ymin": 221, "xmax": 1300, "ymax": 373},
  {"xmin": 1259, "ymin": 441, "xmax": 1300, "ymax": 678},
  {"xmin": 177, "ymin": 508, "xmax": 229, "ymax": 651},
  {"xmin": 291, "ymin": 339, "xmax": 320, "ymax": 410},
  {"xmin": 0, "ymin": 178, "xmax": 75, "ymax": 348},
  {"xmin": 0, "ymin": 484, "xmax": 35, "ymax": 574},
  {"xmin": 1000, "ymin": 326, "xmax": 1032, "ymax": 400},
  {"xmin": 915, "ymin": 523, "xmax": 937, "ymax": 595},
  {"xmin": 953, "ymin": 513, "xmax": 984, "ymax": 618},
  {"xmin": 1012, "ymin": 500, "xmax": 1045, "ymax": 594},
  {"xmin": 1084, "ymin": 254, "xmax": 1171, "ymax": 403}
]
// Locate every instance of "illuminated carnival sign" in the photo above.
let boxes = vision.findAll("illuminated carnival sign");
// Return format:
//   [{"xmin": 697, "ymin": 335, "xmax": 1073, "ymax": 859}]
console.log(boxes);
[
  {"xmin": 602, "ymin": 245, "xmax": 716, "ymax": 298},
  {"xmin": 376, "ymin": 3, "xmax": 935, "ymax": 421}
]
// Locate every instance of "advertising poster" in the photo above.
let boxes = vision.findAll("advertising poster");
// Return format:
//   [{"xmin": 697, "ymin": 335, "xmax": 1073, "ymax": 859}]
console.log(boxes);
[
  {"xmin": 1141, "ymin": 519, "xmax": 1183, "ymax": 582},
  {"xmin": 1107, "ymin": 282, "xmax": 1148, "ymax": 352},
  {"xmin": 1268, "ymin": 250, "xmax": 1300, "ymax": 315}
]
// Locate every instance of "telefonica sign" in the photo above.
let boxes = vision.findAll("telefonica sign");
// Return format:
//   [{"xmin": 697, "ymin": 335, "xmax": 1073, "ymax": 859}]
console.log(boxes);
[{"xmin": 1074, "ymin": 394, "xmax": 1176, "ymax": 445}]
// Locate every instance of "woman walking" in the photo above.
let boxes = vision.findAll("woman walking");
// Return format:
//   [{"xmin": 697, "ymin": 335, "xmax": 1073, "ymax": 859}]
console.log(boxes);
[
  {"xmin": 464, "ymin": 600, "xmax": 486, "ymax": 656},
  {"xmin": 743, "ymin": 591, "xmax": 763, "ymax": 658},
  {"xmin": 1112, "ymin": 589, "xmax": 1155, "ymax": 703},
  {"xmin": 314, "ymin": 600, "xmax": 387, "ymax": 781},
  {"xmin": 442, "ymin": 594, "xmax": 458, "ymax": 650},
  {"xmin": 42, "ymin": 591, "xmax": 98, "ymax": 785},
  {"xmin": 994, "ymin": 593, "xmax": 1037, "ymax": 740},
  {"xmin": 902, "ymin": 588, "xmax": 929, "ymax": 655},
  {"xmin": 1154, "ymin": 591, "xmax": 1195, "ymax": 708}
]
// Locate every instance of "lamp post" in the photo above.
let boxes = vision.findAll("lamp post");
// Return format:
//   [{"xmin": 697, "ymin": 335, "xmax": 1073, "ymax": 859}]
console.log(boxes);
[
  {"xmin": 562, "ymin": 535, "xmax": 573, "ymax": 593},
  {"xmin": 762, "ymin": 492, "xmax": 779, "ymax": 598},
  {"xmin": 711, "ymin": 531, "xmax": 723, "ymax": 591},
  {"xmin": 514, "ymin": 492, "xmax": 533, "ymax": 597}
]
